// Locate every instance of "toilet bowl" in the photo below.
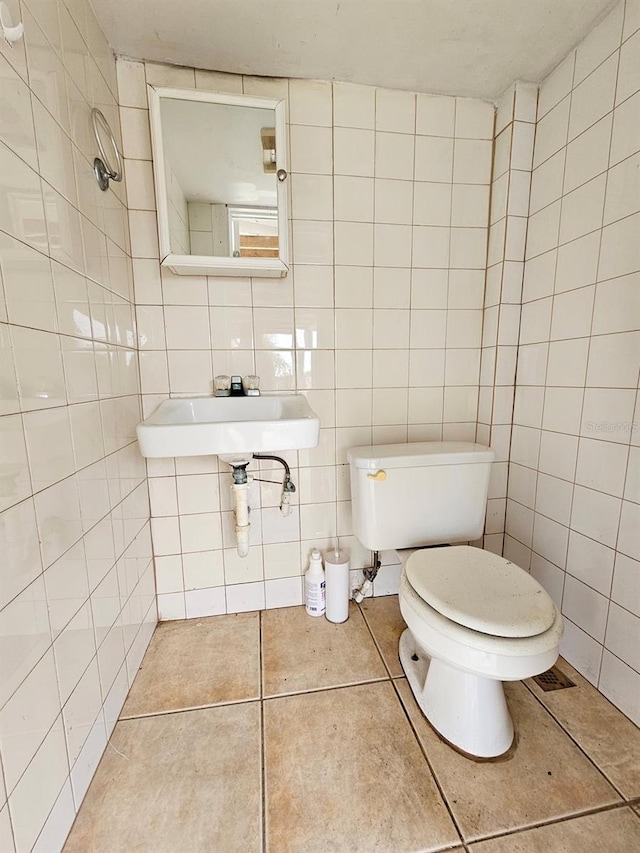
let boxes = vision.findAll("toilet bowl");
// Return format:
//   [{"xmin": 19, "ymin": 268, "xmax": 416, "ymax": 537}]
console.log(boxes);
[
  {"xmin": 398, "ymin": 546, "xmax": 563, "ymax": 758},
  {"xmin": 347, "ymin": 441, "xmax": 563, "ymax": 758}
]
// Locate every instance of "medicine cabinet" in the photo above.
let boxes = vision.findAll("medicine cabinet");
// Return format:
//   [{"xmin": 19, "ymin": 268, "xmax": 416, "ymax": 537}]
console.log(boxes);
[{"xmin": 147, "ymin": 86, "xmax": 290, "ymax": 277}]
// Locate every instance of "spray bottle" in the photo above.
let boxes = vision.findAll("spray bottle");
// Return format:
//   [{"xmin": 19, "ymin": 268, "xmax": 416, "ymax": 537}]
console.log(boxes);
[{"xmin": 305, "ymin": 549, "xmax": 326, "ymax": 617}]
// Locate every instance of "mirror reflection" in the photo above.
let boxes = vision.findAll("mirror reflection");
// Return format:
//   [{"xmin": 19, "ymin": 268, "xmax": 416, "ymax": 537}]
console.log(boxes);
[{"xmin": 160, "ymin": 98, "xmax": 279, "ymax": 259}]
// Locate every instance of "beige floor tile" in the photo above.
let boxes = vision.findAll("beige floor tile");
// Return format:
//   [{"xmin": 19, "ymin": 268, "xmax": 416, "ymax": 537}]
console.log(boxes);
[
  {"xmin": 525, "ymin": 657, "xmax": 640, "ymax": 798},
  {"xmin": 469, "ymin": 806, "xmax": 640, "ymax": 852},
  {"xmin": 264, "ymin": 681, "xmax": 460, "ymax": 852},
  {"xmin": 121, "ymin": 612, "xmax": 260, "ymax": 716},
  {"xmin": 63, "ymin": 704, "xmax": 262, "ymax": 853},
  {"xmin": 262, "ymin": 603, "xmax": 387, "ymax": 696},
  {"xmin": 396, "ymin": 678, "xmax": 620, "ymax": 841},
  {"xmin": 359, "ymin": 594, "xmax": 407, "ymax": 677}
]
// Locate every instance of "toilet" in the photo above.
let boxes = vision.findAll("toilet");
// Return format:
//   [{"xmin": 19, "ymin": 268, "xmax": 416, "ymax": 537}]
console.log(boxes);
[{"xmin": 347, "ymin": 441, "xmax": 563, "ymax": 758}]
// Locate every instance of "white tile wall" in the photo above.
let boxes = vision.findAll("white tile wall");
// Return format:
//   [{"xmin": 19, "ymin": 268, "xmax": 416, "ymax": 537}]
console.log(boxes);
[
  {"xmin": 125, "ymin": 58, "xmax": 494, "ymax": 621},
  {"xmin": 2, "ymin": 18, "xmax": 633, "ymax": 848},
  {"xmin": 477, "ymin": 79, "xmax": 536, "ymax": 551},
  {"xmin": 505, "ymin": 0, "xmax": 640, "ymax": 725},
  {"xmin": 0, "ymin": 2, "xmax": 155, "ymax": 850},
  {"xmin": 0, "ymin": 0, "xmax": 640, "ymax": 853}
]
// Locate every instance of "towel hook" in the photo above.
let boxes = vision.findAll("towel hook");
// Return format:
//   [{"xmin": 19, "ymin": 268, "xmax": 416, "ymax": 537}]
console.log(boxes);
[
  {"xmin": 0, "ymin": 1, "xmax": 24, "ymax": 46},
  {"xmin": 91, "ymin": 108, "xmax": 123, "ymax": 191}
]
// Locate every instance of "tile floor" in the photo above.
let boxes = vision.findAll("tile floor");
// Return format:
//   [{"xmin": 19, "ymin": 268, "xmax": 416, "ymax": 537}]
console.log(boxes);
[{"xmin": 64, "ymin": 597, "xmax": 640, "ymax": 852}]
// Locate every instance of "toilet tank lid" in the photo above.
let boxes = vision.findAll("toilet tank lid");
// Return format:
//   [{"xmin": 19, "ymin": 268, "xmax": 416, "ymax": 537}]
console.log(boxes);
[{"xmin": 347, "ymin": 442, "xmax": 495, "ymax": 470}]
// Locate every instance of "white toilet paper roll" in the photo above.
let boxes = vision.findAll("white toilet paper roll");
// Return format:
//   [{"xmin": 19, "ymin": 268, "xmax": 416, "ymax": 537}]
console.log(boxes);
[{"xmin": 324, "ymin": 548, "xmax": 350, "ymax": 624}]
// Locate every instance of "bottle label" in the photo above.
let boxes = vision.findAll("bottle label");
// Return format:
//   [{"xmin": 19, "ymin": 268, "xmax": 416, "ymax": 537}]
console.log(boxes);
[{"xmin": 306, "ymin": 579, "xmax": 326, "ymax": 613}]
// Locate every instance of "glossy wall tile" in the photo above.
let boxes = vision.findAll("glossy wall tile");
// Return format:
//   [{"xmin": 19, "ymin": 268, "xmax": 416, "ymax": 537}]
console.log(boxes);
[
  {"xmin": 1, "ymin": 5, "xmax": 636, "ymax": 851},
  {"xmin": 123, "ymin": 56, "xmax": 494, "ymax": 627},
  {"xmin": 504, "ymin": 0, "xmax": 640, "ymax": 726},
  {"xmin": 0, "ymin": 1, "xmax": 155, "ymax": 851}
]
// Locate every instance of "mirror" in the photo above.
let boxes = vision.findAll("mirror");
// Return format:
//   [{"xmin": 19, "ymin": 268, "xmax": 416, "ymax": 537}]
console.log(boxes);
[{"xmin": 147, "ymin": 87, "xmax": 289, "ymax": 277}]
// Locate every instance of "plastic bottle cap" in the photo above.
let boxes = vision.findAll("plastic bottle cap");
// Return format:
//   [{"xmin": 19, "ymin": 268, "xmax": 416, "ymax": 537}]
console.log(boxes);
[{"xmin": 311, "ymin": 548, "xmax": 321, "ymax": 559}]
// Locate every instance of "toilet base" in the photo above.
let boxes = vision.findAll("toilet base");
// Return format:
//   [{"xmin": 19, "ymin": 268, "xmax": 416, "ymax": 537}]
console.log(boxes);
[{"xmin": 399, "ymin": 628, "xmax": 514, "ymax": 758}]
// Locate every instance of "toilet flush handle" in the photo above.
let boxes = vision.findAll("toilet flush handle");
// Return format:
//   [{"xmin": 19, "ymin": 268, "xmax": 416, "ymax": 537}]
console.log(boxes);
[{"xmin": 367, "ymin": 469, "xmax": 387, "ymax": 481}]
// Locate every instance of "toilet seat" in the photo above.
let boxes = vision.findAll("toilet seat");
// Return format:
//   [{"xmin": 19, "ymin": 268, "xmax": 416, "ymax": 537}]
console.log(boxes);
[
  {"xmin": 405, "ymin": 545, "xmax": 556, "ymax": 638},
  {"xmin": 400, "ymin": 568, "xmax": 563, "ymax": 673}
]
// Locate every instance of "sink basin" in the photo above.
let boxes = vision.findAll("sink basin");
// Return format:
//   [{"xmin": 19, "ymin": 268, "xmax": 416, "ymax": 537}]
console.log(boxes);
[{"xmin": 136, "ymin": 394, "xmax": 320, "ymax": 458}]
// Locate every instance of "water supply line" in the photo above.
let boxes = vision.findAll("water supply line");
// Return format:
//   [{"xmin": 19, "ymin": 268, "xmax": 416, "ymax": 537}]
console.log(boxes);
[
  {"xmin": 353, "ymin": 551, "xmax": 381, "ymax": 603},
  {"xmin": 251, "ymin": 453, "xmax": 296, "ymax": 517}
]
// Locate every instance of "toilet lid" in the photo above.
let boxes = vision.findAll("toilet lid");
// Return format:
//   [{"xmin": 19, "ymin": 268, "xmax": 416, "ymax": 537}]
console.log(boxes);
[{"xmin": 405, "ymin": 546, "xmax": 557, "ymax": 638}]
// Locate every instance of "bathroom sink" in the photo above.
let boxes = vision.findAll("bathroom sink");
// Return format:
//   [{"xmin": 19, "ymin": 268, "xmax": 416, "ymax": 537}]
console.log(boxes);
[{"xmin": 136, "ymin": 394, "xmax": 320, "ymax": 458}]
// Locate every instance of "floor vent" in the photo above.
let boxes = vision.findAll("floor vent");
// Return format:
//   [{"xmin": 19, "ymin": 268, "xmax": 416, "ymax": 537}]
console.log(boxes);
[{"xmin": 533, "ymin": 665, "xmax": 576, "ymax": 691}]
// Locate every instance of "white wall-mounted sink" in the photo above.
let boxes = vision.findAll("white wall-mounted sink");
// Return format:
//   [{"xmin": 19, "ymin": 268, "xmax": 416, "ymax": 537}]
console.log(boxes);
[{"xmin": 136, "ymin": 394, "xmax": 320, "ymax": 458}]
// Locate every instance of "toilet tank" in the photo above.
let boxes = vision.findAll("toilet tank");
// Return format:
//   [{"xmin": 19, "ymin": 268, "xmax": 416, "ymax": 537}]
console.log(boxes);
[{"xmin": 347, "ymin": 442, "xmax": 496, "ymax": 551}]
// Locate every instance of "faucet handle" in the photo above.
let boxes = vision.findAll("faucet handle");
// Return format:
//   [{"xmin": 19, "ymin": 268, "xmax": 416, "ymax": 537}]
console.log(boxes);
[
  {"xmin": 214, "ymin": 375, "xmax": 231, "ymax": 396},
  {"xmin": 243, "ymin": 375, "xmax": 260, "ymax": 396}
]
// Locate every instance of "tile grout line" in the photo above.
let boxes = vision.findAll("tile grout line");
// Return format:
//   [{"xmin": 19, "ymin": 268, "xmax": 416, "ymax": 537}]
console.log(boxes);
[
  {"xmin": 264, "ymin": 676, "xmax": 392, "ymax": 701},
  {"xmin": 520, "ymin": 677, "xmax": 633, "ymax": 803},
  {"xmin": 466, "ymin": 799, "xmax": 638, "ymax": 847},
  {"xmin": 118, "ymin": 694, "xmax": 262, "ymax": 721},
  {"xmin": 118, "ymin": 676, "xmax": 404, "ymax": 722},
  {"xmin": 119, "ymin": 669, "xmax": 405, "ymax": 717},
  {"xmin": 356, "ymin": 599, "xmax": 402, "ymax": 680},
  {"xmin": 387, "ymin": 676, "xmax": 467, "ymax": 848},
  {"xmin": 259, "ymin": 609, "xmax": 267, "ymax": 853},
  {"xmin": 355, "ymin": 596, "xmax": 466, "ymax": 846}
]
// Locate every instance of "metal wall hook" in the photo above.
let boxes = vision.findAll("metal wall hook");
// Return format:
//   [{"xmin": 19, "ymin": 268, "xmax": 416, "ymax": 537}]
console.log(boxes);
[
  {"xmin": 91, "ymin": 108, "xmax": 123, "ymax": 191},
  {"xmin": 0, "ymin": 1, "xmax": 24, "ymax": 46}
]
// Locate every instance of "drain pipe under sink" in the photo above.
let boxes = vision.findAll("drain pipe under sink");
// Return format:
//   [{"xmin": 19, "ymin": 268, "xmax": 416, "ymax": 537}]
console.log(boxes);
[
  {"xmin": 222, "ymin": 453, "xmax": 297, "ymax": 557},
  {"xmin": 230, "ymin": 461, "xmax": 251, "ymax": 558}
]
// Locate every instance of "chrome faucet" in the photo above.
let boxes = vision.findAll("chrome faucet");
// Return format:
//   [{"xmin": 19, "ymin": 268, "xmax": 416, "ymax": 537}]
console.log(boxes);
[
  {"xmin": 230, "ymin": 375, "xmax": 244, "ymax": 396},
  {"xmin": 214, "ymin": 375, "xmax": 260, "ymax": 396}
]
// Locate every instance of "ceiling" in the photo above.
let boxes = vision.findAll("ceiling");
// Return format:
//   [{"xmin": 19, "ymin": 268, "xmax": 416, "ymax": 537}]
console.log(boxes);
[{"xmin": 93, "ymin": 0, "xmax": 618, "ymax": 101}]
